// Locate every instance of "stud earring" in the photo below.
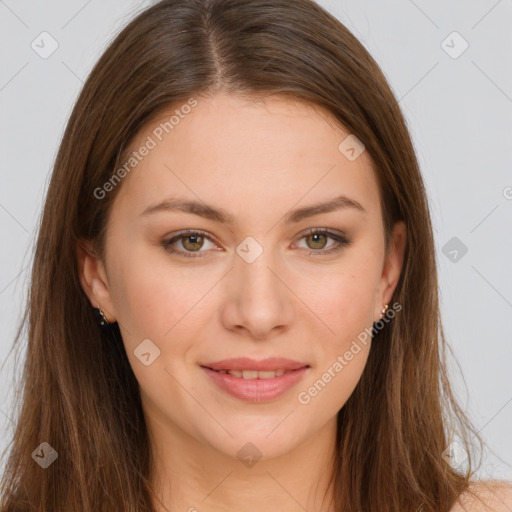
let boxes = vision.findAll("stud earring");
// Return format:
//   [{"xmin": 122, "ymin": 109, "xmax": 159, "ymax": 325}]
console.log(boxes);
[
  {"xmin": 380, "ymin": 304, "xmax": 389, "ymax": 319},
  {"xmin": 93, "ymin": 306, "xmax": 110, "ymax": 327}
]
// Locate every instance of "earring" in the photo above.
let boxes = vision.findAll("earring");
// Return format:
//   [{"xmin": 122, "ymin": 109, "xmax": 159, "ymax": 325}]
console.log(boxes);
[
  {"xmin": 380, "ymin": 304, "xmax": 389, "ymax": 319},
  {"xmin": 93, "ymin": 306, "xmax": 110, "ymax": 327}
]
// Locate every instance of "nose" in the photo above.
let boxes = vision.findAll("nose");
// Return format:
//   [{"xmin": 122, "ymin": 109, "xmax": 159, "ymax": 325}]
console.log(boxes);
[{"xmin": 219, "ymin": 247, "xmax": 295, "ymax": 340}]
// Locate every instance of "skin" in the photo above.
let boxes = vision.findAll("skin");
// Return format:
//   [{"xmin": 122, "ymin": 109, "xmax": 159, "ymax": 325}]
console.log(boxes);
[
  {"xmin": 77, "ymin": 92, "xmax": 407, "ymax": 512},
  {"xmin": 451, "ymin": 482, "xmax": 512, "ymax": 512}
]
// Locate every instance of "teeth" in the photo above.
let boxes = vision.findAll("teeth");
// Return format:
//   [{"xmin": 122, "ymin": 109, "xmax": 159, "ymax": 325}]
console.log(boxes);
[
  {"xmin": 220, "ymin": 369, "xmax": 288, "ymax": 379},
  {"xmin": 258, "ymin": 370, "xmax": 279, "ymax": 379}
]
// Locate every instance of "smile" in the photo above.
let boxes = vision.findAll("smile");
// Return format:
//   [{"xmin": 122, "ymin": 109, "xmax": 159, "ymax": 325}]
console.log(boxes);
[{"xmin": 200, "ymin": 364, "xmax": 310, "ymax": 403}]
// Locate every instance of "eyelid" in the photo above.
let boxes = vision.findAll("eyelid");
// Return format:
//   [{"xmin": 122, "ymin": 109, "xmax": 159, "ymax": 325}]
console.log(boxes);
[
  {"xmin": 293, "ymin": 228, "xmax": 350, "ymax": 255},
  {"xmin": 161, "ymin": 229, "xmax": 218, "ymax": 258},
  {"xmin": 161, "ymin": 228, "xmax": 350, "ymax": 258}
]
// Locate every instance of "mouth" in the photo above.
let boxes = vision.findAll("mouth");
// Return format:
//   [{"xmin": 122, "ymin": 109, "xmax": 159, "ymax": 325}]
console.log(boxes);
[
  {"xmin": 200, "ymin": 359, "xmax": 311, "ymax": 403},
  {"xmin": 202, "ymin": 367, "xmax": 308, "ymax": 379}
]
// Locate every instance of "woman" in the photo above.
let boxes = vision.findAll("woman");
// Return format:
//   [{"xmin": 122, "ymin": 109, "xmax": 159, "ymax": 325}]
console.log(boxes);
[{"xmin": 1, "ymin": 0, "xmax": 510, "ymax": 510}]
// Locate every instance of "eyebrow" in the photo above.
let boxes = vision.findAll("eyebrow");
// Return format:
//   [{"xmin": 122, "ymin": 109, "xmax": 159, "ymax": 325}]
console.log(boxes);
[{"xmin": 139, "ymin": 194, "xmax": 366, "ymax": 224}]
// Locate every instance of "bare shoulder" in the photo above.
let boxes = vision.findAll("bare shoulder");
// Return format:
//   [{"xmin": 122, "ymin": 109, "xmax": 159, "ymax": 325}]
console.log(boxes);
[{"xmin": 449, "ymin": 480, "xmax": 512, "ymax": 512}]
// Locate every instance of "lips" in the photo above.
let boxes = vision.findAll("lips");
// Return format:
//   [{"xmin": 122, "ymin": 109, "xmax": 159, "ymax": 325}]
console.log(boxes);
[
  {"xmin": 200, "ymin": 357, "xmax": 310, "ymax": 403},
  {"xmin": 201, "ymin": 366, "xmax": 309, "ymax": 403}
]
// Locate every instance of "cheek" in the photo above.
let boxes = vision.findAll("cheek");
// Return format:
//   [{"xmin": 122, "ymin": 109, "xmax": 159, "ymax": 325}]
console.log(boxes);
[
  {"xmin": 310, "ymin": 276, "xmax": 373, "ymax": 378},
  {"xmin": 107, "ymin": 245, "xmax": 195, "ymax": 344},
  {"xmin": 299, "ymin": 260, "xmax": 379, "ymax": 335},
  {"xmin": 108, "ymin": 246, "xmax": 223, "ymax": 373},
  {"xmin": 293, "ymin": 251, "xmax": 380, "ymax": 407},
  {"xmin": 327, "ymin": 346, "xmax": 370, "ymax": 411},
  {"xmin": 297, "ymin": 331, "xmax": 371, "ymax": 419}
]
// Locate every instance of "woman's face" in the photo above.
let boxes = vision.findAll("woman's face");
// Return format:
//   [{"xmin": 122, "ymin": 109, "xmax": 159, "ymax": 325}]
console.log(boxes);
[{"xmin": 79, "ymin": 92, "xmax": 405, "ymax": 462}]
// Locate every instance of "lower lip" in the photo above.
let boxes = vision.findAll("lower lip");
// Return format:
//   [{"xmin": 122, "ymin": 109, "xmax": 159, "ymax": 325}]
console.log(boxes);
[{"xmin": 201, "ymin": 366, "xmax": 309, "ymax": 403}]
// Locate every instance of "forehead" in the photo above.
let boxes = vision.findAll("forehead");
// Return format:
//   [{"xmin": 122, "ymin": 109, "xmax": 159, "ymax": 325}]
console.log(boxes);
[{"xmin": 111, "ymin": 92, "xmax": 381, "ymax": 223}]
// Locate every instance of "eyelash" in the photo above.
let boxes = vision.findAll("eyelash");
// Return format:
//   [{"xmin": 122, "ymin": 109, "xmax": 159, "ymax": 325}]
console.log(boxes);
[{"xmin": 160, "ymin": 228, "xmax": 350, "ymax": 258}]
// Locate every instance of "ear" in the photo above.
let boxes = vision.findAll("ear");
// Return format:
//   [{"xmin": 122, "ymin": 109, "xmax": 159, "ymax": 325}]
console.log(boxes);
[
  {"xmin": 76, "ymin": 239, "xmax": 117, "ymax": 323},
  {"xmin": 374, "ymin": 220, "xmax": 406, "ymax": 322}
]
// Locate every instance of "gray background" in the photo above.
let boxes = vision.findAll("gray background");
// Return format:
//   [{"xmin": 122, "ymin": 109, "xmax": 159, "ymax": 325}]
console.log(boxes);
[{"xmin": 0, "ymin": 0, "xmax": 511, "ymax": 481}]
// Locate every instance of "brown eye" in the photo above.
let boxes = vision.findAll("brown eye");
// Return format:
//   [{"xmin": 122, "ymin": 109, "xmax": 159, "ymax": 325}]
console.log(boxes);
[
  {"xmin": 305, "ymin": 232, "xmax": 329, "ymax": 250},
  {"xmin": 161, "ymin": 230, "xmax": 216, "ymax": 258},
  {"xmin": 162, "ymin": 228, "xmax": 350, "ymax": 259},
  {"xmin": 296, "ymin": 229, "xmax": 350, "ymax": 255},
  {"xmin": 181, "ymin": 234, "xmax": 204, "ymax": 252}
]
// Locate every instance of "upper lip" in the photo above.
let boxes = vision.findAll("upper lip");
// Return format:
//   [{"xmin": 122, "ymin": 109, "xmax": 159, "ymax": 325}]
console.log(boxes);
[{"xmin": 201, "ymin": 357, "xmax": 309, "ymax": 372}]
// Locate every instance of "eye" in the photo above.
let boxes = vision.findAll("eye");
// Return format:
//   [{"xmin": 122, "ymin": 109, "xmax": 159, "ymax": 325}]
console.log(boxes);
[
  {"xmin": 161, "ymin": 228, "xmax": 350, "ymax": 258},
  {"xmin": 294, "ymin": 228, "xmax": 350, "ymax": 255},
  {"xmin": 161, "ymin": 230, "xmax": 217, "ymax": 258}
]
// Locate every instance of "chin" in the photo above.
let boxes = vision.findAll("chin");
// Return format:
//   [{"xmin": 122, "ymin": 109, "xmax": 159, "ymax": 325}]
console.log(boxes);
[{"xmin": 200, "ymin": 421, "xmax": 306, "ymax": 464}]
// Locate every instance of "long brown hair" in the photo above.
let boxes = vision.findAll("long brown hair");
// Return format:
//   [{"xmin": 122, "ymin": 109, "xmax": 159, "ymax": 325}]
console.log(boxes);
[{"xmin": 1, "ymin": 0, "xmax": 488, "ymax": 510}]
